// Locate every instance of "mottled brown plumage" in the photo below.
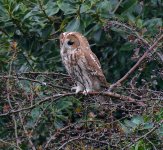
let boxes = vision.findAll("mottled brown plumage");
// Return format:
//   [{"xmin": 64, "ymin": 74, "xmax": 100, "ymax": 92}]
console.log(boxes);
[{"xmin": 60, "ymin": 32, "xmax": 108, "ymax": 94}]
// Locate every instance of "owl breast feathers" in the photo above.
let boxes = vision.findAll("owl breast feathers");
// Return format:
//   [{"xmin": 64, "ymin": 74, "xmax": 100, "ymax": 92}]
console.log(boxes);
[{"xmin": 60, "ymin": 32, "xmax": 109, "ymax": 94}]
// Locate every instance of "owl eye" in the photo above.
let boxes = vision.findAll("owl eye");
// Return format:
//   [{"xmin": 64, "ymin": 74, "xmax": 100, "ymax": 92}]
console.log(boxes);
[{"xmin": 67, "ymin": 40, "xmax": 74, "ymax": 45}]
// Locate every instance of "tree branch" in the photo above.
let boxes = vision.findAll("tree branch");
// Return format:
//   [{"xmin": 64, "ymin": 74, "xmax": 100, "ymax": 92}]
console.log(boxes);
[
  {"xmin": 19, "ymin": 112, "xmax": 36, "ymax": 150},
  {"xmin": 0, "ymin": 89, "xmax": 146, "ymax": 117},
  {"xmin": 110, "ymin": 34, "xmax": 163, "ymax": 90},
  {"xmin": 0, "ymin": 93, "xmax": 74, "ymax": 117},
  {"xmin": 122, "ymin": 124, "xmax": 160, "ymax": 150},
  {"xmin": 0, "ymin": 75, "xmax": 70, "ymax": 91}
]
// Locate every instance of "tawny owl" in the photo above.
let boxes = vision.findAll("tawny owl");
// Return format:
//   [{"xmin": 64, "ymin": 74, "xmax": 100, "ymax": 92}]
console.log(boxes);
[{"xmin": 60, "ymin": 32, "xmax": 108, "ymax": 94}]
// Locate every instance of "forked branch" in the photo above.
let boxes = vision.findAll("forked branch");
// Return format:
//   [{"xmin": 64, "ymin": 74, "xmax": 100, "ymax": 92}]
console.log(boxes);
[{"xmin": 109, "ymin": 34, "xmax": 163, "ymax": 90}]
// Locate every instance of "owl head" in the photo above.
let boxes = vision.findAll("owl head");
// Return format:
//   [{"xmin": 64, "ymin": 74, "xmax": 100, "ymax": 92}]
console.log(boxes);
[{"xmin": 60, "ymin": 32, "xmax": 90, "ymax": 51}]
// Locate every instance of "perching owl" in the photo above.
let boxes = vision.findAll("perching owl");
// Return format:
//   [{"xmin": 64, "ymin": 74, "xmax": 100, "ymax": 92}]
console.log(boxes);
[{"xmin": 60, "ymin": 32, "xmax": 108, "ymax": 94}]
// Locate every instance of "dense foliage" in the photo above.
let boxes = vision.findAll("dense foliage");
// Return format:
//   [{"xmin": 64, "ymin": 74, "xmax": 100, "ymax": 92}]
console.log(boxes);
[{"xmin": 0, "ymin": 0, "xmax": 163, "ymax": 149}]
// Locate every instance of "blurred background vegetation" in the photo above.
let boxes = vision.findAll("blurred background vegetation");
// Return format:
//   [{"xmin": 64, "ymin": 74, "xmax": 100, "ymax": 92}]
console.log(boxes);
[{"xmin": 0, "ymin": 0, "xmax": 163, "ymax": 149}]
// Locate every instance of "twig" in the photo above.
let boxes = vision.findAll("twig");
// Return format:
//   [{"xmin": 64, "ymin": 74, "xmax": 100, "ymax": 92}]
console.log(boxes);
[
  {"xmin": 6, "ymin": 48, "xmax": 21, "ymax": 149},
  {"xmin": 85, "ymin": 137, "xmax": 109, "ymax": 145},
  {"xmin": 112, "ymin": 0, "xmax": 123, "ymax": 13},
  {"xmin": 0, "ymin": 139, "xmax": 22, "ymax": 150},
  {"xmin": 120, "ymin": 87, "xmax": 163, "ymax": 94},
  {"xmin": 19, "ymin": 112, "xmax": 36, "ymax": 150},
  {"xmin": 110, "ymin": 34, "xmax": 163, "ymax": 90},
  {"xmin": 44, "ymin": 120, "xmax": 103, "ymax": 148},
  {"xmin": 108, "ymin": 21, "xmax": 163, "ymax": 63},
  {"xmin": 31, "ymin": 102, "xmax": 53, "ymax": 133},
  {"xmin": 58, "ymin": 137, "xmax": 85, "ymax": 150},
  {"xmin": 0, "ymin": 93, "xmax": 74, "ymax": 117},
  {"xmin": 0, "ymin": 89, "xmax": 146, "ymax": 117},
  {"xmin": 145, "ymin": 137, "xmax": 157, "ymax": 150},
  {"xmin": 20, "ymin": 52, "xmax": 35, "ymax": 71},
  {"xmin": 0, "ymin": 75, "xmax": 70, "ymax": 91},
  {"xmin": 156, "ymin": 51, "xmax": 163, "ymax": 62},
  {"xmin": 122, "ymin": 124, "xmax": 159, "ymax": 150},
  {"xmin": 0, "ymin": 28, "xmax": 9, "ymax": 36},
  {"xmin": 45, "ymin": 116, "xmax": 131, "ymax": 149},
  {"xmin": 17, "ymin": 72, "xmax": 69, "ymax": 77},
  {"xmin": 89, "ymin": 91, "xmax": 146, "ymax": 106}
]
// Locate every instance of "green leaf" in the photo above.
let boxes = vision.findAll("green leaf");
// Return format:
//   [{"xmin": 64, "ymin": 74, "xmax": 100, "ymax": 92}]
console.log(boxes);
[
  {"xmin": 17, "ymin": 80, "xmax": 31, "ymax": 93},
  {"xmin": 31, "ymin": 107, "xmax": 41, "ymax": 120},
  {"xmin": 97, "ymin": 0, "xmax": 112, "ymax": 14},
  {"xmin": 54, "ymin": 121, "xmax": 64, "ymax": 129},
  {"xmin": 57, "ymin": 100, "xmax": 73, "ymax": 111},
  {"xmin": 135, "ymin": 140, "xmax": 141, "ymax": 150},
  {"xmin": 144, "ymin": 18, "xmax": 162, "ymax": 27},
  {"xmin": 120, "ymin": 122, "xmax": 131, "ymax": 133},
  {"xmin": 45, "ymin": 1, "xmax": 59, "ymax": 16},
  {"xmin": 131, "ymin": 116, "xmax": 144, "ymax": 125},
  {"xmin": 58, "ymin": 1, "xmax": 77, "ymax": 15},
  {"xmin": 93, "ymin": 29, "xmax": 102, "ymax": 42},
  {"xmin": 66, "ymin": 18, "xmax": 80, "ymax": 31},
  {"xmin": 120, "ymin": 42, "xmax": 135, "ymax": 51},
  {"xmin": 143, "ymin": 123, "xmax": 154, "ymax": 129},
  {"xmin": 124, "ymin": 119, "xmax": 137, "ymax": 128},
  {"xmin": 12, "ymin": 3, "xmax": 21, "ymax": 13},
  {"xmin": 121, "ymin": 0, "xmax": 138, "ymax": 14},
  {"xmin": 110, "ymin": 27, "xmax": 126, "ymax": 35},
  {"xmin": 22, "ymin": 10, "xmax": 40, "ymax": 21},
  {"xmin": 136, "ymin": 18, "xmax": 143, "ymax": 28},
  {"xmin": 80, "ymin": 3, "xmax": 90, "ymax": 13},
  {"xmin": 158, "ymin": 124, "xmax": 163, "ymax": 136}
]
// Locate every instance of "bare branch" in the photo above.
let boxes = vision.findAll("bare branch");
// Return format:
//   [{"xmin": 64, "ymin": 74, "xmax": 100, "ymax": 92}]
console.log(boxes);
[
  {"xmin": 58, "ymin": 137, "xmax": 85, "ymax": 150},
  {"xmin": 110, "ymin": 34, "xmax": 163, "ymax": 90},
  {"xmin": 89, "ymin": 91, "xmax": 146, "ymax": 106},
  {"xmin": 0, "ymin": 89, "xmax": 145, "ymax": 117},
  {"xmin": 0, "ymin": 139, "xmax": 21, "ymax": 150},
  {"xmin": 19, "ymin": 112, "xmax": 36, "ymax": 150},
  {"xmin": 6, "ymin": 49, "xmax": 21, "ymax": 149},
  {"xmin": 122, "ymin": 124, "xmax": 160, "ymax": 150},
  {"xmin": 18, "ymin": 72, "xmax": 69, "ymax": 77},
  {"xmin": 0, "ymin": 93, "xmax": 74, "ymax": 117},
  {"xmin": 0, "ymin": 75, "xmax": 70, "ymax": 91}
]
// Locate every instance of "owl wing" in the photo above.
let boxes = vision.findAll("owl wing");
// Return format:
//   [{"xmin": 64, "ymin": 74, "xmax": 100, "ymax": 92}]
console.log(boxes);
[{"xmin": 82, "ymin": 49, "xmax": 109, "ymax": 87}]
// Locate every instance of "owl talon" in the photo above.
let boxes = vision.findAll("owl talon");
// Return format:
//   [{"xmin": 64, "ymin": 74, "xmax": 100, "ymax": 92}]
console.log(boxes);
[
  {"xmin": 82, "ymin": 89, "xmax": 93, "ymax": 95},
  {"xmin": 83, "ymin": 90, "xmax": 88, "ymax": 95}
]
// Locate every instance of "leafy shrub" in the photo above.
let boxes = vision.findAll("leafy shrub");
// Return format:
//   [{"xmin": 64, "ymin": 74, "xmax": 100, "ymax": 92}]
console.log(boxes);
[{"xmin": 0, "ymin": 0, "xmax": 162, "ymax": 149}]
